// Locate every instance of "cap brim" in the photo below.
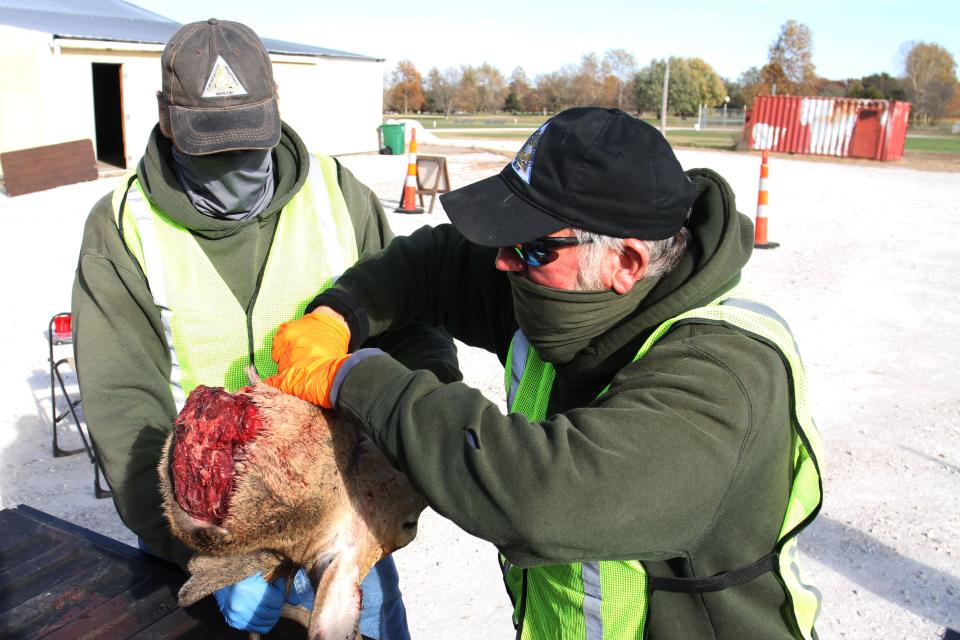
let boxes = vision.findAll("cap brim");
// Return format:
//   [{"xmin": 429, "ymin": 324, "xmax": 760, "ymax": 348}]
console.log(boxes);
[
  {"xmin": 441, "ymin": 172, "xmax": 567, "ymax": 247},
  {"xmin": 167, "ymin": 97, "xmax": 281, "ymax": 155}
]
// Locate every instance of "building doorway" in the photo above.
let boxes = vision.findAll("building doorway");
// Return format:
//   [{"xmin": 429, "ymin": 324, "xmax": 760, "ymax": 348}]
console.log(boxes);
[{"xmin": 91, "ymin": 63, "xmax": 126, "ymax": 169}]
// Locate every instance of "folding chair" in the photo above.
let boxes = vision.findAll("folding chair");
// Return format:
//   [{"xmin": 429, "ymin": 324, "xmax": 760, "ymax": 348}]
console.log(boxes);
[{"xmin": 48, "ymin": 312, "xmax": 111, "ymax": 499}]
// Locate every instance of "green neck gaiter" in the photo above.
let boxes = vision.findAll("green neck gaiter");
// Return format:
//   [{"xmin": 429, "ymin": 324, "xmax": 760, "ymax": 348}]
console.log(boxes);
[{"xmin": 508, "ymin": 272, "xmax": 661, "ymax": 365}]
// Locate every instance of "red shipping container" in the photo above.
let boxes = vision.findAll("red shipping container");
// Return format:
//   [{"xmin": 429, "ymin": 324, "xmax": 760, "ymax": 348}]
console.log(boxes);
[{"xmin": 742, "ymin": 96, "xmax": 911, "ymax": 161}]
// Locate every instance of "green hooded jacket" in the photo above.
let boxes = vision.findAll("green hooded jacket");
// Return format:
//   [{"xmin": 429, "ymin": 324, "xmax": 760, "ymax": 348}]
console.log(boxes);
[
  {"xmin": 72, "ymin": 123, "xmax": 459, "ymax": 568},
  {"xmin": 323, "ymin": 168, "xmax": 812, "ymax": 639}
]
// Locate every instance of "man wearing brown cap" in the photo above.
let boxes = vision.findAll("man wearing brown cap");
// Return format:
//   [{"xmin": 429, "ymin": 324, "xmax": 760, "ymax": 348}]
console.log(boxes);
[
  {"xmin": 267, "ymin": 108, "xmax": 824, "ymax": 639},
  {"xmin": 72, "ymin": 18, "xmax": 458, "ymax": 638}
]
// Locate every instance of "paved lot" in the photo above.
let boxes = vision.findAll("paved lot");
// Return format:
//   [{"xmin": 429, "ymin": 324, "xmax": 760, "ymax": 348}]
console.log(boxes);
[{"xmin": 1, "ymin": 142, "xmax": 957, "ymax": 638}]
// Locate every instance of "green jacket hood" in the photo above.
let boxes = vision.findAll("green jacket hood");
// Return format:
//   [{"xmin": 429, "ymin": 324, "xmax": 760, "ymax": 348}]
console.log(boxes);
[
  {"xmin": 135, "ymin": 121, "xmax": 310, "ymax": 239},
  {"xmin": 555, "ymin": 168, "xmax": 755, "ymax": 388}
]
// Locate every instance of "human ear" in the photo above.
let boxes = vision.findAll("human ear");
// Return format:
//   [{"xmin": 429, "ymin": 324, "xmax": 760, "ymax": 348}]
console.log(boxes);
[{"xmin": 611, "ymin": 238, "xmax": 649, "ymax": 294}]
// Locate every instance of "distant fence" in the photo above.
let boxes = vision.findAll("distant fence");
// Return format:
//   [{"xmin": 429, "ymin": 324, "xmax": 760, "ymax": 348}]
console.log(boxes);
[{"xmin": 697, "ymin": 106, "xmax": 746, "ymax": 129}]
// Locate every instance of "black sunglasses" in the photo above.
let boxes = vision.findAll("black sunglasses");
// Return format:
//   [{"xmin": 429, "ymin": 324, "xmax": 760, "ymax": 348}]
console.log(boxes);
[{"xmin": 512, "ymin": 236, "xmax": 593, "ymax": 267}]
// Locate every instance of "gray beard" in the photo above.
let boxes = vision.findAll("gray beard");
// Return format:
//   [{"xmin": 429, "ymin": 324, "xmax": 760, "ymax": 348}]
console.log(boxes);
[{"xmin": 171, "ymin": 146, "xmax": 275, "ymax": 221}]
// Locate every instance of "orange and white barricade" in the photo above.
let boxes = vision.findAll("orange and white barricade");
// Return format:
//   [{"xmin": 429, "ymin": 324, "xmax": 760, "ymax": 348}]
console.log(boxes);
[
  {"xmin": 754, "ymin": 150, "xmax": 779, "ymax": 249},
  {"xmin": 396, "ymin": 129, "xmax": 424, "ymax": 214}
]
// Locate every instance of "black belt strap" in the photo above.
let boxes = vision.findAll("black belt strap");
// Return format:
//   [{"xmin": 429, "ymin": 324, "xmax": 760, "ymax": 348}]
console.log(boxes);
[{"xmin": 649, "ymin": 552, "xmax": 777, "ymax": 593}]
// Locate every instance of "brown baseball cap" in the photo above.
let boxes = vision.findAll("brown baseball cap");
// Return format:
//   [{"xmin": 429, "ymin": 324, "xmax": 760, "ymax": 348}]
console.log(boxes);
[{"xmin": 160, "ymin": 18, "xmax": 281, "ymax": 155}]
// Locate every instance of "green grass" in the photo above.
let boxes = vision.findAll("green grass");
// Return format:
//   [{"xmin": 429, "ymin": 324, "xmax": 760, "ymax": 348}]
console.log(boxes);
[
  {"xmin": 663, "ymin": 129, "xmax": 740, "ymax": 150},
  {"xmin": 403, "ymin": 112, "xmax": 960, "ymax": 158},
  {"xmin": 433, "ymin": 130, "xmax": 533, "ymax": 140},
  {"xmin": 432, "ymin": 127, "xmax": 740, "ymax": 150},
  {"xmin": 387, "ymin": 113, "xmax": 709, "ymax": 130},
  {"xmin": 903, "ymin": 135, "xmax": 960, "ymax": 154},
  {"xmin": 394, "ymin": 114, "xmax": 546, "ymax": 129}
]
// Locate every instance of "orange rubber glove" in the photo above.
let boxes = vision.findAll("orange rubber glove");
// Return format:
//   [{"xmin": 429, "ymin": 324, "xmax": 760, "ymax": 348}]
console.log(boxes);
[{"xmin": 265, "ymin": 312, "xmax": 351, "ymax": 408}]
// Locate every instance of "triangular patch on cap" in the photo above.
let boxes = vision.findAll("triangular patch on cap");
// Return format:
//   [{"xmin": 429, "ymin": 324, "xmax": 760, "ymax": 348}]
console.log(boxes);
[
  {"xmin": 511, "ymin": 122, "xmax": 549, "ymax": 184},
  {"xmin": 201, "ymin": 55, "xmax": 248, "ymax": 98}
]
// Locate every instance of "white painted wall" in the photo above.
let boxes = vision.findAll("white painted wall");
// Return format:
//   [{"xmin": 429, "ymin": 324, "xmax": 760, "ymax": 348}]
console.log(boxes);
[
  {"xmin": 0, "ymin": 26, "xmax": 67, "ymax": 155},
  {"xmin": 272, "ymin": 56, "xmax": 385, "ymax": 156},
  {"xmin": 0, "ymin": 26, "xmax": 162, "ymax": 176},
  {"xmin": 59, "ymin": 45, "xmax": 162, "ymax": 170},
  {"xmin": 0, "ymin": 23, "xmax": 384, "ymax": 180}
]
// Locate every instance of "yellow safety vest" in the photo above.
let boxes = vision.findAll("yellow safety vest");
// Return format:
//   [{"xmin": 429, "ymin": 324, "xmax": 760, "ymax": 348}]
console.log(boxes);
[
  {"xmin": 112, "ymin": 154, "xmax": 358, "ymax": 408},
  {"xmin": 502, "ymin": 293, "xmax": 824, "ymax": 639}
]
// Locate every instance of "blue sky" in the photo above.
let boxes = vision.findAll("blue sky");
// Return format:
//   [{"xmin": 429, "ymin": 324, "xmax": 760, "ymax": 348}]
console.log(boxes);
[{"xmin": 132, "ymin": 0, "xmax": 959, "ymax": 82}]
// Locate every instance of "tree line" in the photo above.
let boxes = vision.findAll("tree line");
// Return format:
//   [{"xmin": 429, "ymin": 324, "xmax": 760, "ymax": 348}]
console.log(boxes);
[{"xmin": 384, "ymin": 20, "xmax": 959, "ymax": 125}]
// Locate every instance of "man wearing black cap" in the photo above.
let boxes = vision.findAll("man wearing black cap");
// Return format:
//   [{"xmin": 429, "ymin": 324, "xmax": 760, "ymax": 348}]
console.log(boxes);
[
  {"xmin": 72, "ymin": 18, "xmax": 458, "ymax": 639},
  {"xmin": 268, "ymin": 107, "xmax": 824, "ymax": 639}
]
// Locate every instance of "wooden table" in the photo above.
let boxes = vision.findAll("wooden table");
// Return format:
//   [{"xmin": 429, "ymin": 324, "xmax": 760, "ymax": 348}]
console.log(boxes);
[{"xmin": 0, "ymin": 505, "xmax": 304, "ymax": 639}]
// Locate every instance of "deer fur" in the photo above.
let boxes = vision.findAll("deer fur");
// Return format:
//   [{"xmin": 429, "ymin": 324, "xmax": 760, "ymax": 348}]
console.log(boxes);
[{"xmin": 158, "ymin": 368, "xmax": 426, "ymax": 640}]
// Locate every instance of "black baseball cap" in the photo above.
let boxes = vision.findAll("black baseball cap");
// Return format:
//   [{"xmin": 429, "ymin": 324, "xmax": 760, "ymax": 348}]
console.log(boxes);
[
  {"xmin": 161, "ymin": 19, "xmax": 281, "ymax": 155},
  {"xmin": 441, "ymin": 107, "xmax": 698, "ymax": 246}
]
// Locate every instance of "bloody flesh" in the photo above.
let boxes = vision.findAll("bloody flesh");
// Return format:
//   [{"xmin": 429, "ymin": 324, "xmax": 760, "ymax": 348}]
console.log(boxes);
[{"xmin": 170, "ymin": 385, "xmax": 262, "ymax": 525}]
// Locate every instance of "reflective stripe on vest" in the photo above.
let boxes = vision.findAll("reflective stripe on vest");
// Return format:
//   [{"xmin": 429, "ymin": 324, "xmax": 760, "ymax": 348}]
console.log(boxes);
[
  {"xmin": 112, "ymin": 154, "xmax": 358, "ymax": 408},
  {"xmin": 501, "ymin": 292, "xmax": 823, "ymax": 640}
]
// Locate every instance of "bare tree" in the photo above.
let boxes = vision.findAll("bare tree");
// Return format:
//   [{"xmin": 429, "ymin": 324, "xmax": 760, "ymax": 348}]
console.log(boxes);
[
  {"xmin": 535, "ymin": 70, "xmax": 575, "ymax": 113},
  {"xmin": 604, "ymin": 48, "xmax": 638, "ymax": 110},
  {"xmin": 505, "ymin": 67, "xmax": 533, "ymax": 113},
  {"xmin": 900, "ymin": 41, "xmax": 957, "ymax": 125},
  {"xmin": 425, "ymin": 67, "xmax": 460, "ymax": 116},
  {"xmin": 456, "ymin": 65, "xmax": 481, "ymax": 113},
  {"xmin": 476, "ymin": 63, "xmax": 508, "ymax": 113},
  {"xmin": 571, "ymin": 53, "xmax": 604, "ymax": 105},
  {"xmin": 768, "ymin": 20, "xmax": 817, "ymax": 94}
]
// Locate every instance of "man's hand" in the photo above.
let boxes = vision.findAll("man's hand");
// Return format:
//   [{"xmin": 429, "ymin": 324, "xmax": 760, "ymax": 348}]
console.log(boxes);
[
  {"xmin": 266, "ymin": 310, "xmax": 351, "ymax": 408},
  {"xmin": 213, "ymin": 573, "xmax": 290, "ymax": 633}
]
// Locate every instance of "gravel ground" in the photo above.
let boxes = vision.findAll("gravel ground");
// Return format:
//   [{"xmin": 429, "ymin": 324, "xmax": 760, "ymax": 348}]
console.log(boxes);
[{"xmin": 0, "ymin": 139, "xmax": 957, "ymax": 638}]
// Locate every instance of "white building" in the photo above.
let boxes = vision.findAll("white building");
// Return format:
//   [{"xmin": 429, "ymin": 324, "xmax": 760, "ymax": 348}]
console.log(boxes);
[{"xmin": 0, "ymin": 0, "xmax": 385, "ymax": 179}]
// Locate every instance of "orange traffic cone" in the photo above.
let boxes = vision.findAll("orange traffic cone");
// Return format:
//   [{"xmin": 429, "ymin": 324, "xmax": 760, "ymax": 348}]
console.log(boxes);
[
  {"xmin": 395, "ymin": 128, "xmax": 424, "ymax": 214},
  {"xmin": 754, "ymin": 150, "xmax": 779, "ymax": 249}
]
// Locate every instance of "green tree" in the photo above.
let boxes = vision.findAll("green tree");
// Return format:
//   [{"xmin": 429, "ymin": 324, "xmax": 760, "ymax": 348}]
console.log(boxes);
[
  {"xmin": 633, "ymin": 57, "xmax": 723, "ymax": 117},
  {"xmin": 845, "ymin": 73, "xmax": 906, "ymax": 100},
  {"xmin": 387, "ymin": 60, "xmax": 424, "ymax": 114},
  {"xmin": 666, "ymin": 59, "xmax": 700, "ymax": 117},
  {"xmin": 724, "ymin": 78, "xmax": 746, "ymax": 108},
  {"xmin": 688, "ymin": 58, "xmax": 727, "ymax": 106},
  {"xmin": 900, "ymin": 41, "xmax": 957, "ymax": 124},
  {"xmin": 632, "ymin": 60, "xmax": 663, "ymax": 114}
]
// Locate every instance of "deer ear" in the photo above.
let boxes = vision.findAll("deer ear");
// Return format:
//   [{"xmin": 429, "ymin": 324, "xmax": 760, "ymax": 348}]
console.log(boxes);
[
  {"xmin": 177, "ymin": 551, "xmax": 281, "ymax": 607},
  {"xmin": 306, "ymin": 549, "xmax": 362, "ymax": 640}
]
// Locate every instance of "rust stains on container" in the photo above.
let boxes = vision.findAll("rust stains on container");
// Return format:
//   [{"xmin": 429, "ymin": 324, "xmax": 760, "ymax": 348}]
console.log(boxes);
[{"xmin": 742, "ymin": 96, "xmax": 911, "ymax": 161}]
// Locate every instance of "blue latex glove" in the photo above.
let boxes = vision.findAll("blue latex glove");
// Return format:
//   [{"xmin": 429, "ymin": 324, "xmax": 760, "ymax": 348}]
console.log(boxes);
[
  {"xmin": 292, "ymin": 569, "xmax": 315, "ymax": 610},
  {"xmin": 214, "ymin": 573, "xmax": 292, "ymax": 633},
  {"xmin": 291, "ymin": 563, "xmax": 411, "ymax": 640}
]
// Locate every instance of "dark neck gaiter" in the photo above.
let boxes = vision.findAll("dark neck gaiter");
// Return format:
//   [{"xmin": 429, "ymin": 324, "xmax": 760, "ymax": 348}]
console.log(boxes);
[
  {"xmin": 171, "ymin": 147, "xmax": 275, "ymax": 221},
  {"xmin": 509, "ymin": 272, "xmax": 661, "ymax": 365}
]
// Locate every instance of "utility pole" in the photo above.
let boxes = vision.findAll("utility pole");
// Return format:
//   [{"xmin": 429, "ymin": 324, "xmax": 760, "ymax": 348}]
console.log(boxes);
[{"xmin": 660, "ymin": 59, "xmax": 670, "ymax": 136}]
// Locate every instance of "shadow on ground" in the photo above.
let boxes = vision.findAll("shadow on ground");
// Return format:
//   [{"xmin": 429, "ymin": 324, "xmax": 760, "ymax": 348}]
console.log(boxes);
[{"xmin": 802, "ymin": 516, "xmax": 958, "ymax": 628}]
